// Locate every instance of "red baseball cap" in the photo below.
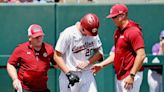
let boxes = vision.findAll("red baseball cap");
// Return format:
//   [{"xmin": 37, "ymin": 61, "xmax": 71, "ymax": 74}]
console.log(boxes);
[
  {"xmin": 106, "ymin": 4, "xmax": 128, "ymax": 18},
  {"xmin": 28, "ymin": 24, "xmax": 44, "ymax": 38}
]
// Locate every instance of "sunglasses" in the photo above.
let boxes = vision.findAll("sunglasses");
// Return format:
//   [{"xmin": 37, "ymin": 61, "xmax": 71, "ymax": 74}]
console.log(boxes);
[{"xmin": 112, "ymin": 15, "xmax": 119, "ymax": 19}]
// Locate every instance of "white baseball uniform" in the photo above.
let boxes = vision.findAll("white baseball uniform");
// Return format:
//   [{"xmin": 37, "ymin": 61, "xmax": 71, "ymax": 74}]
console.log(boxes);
[{"xmin": 55, "ymin": 22, "xmax": 103, "ymax": 92}]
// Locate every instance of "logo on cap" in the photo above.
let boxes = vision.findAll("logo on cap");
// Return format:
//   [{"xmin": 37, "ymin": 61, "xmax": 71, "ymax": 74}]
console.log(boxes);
[
  {"xmin": 92, "ymin": 28, "xmax": 97, "ymax": 33},
  {"xmin": 32, "ymin": 27, "xmax": 42, "ymax": 33},
  {"xmin": 28, "ymin": 24, "xmax": 44, "ymax": 38},
  {"xmin": 43, "ymin": 52, "xmax": 48, "ymax": 57}
]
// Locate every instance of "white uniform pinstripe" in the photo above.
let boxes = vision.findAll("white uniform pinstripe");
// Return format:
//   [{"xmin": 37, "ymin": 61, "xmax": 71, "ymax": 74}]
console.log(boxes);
[{"xmin": 55, "ymin": 22, "xmax": 102, "ymax": 92}]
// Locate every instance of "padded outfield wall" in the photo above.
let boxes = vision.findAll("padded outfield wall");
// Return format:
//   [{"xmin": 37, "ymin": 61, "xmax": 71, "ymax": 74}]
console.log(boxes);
[{"xmin": 0, "ymin": 3, "xmax": 164, "ymax": 92}]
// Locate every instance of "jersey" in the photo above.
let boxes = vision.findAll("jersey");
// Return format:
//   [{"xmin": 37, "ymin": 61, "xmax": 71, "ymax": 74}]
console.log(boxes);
[
  {"xmin": 8, "ymin": 42, "xmax": 55, "ymax": 91},
  {"xmin": 55, "ymin": 22, "xmax": 102, "ymax": 71},
  {"xmin": 114, "ymin": 20, "xmax": 144, "ymax": 80}
]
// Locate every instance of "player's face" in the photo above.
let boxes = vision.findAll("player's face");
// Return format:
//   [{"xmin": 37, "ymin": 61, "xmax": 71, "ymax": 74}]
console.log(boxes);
[
  {"xmin": 112, "ymin": 14, "xmax": 124, "ymax": 27},
  {"xmin": 30, "ymin": 35, "xmax": 44, "ymax": 47}
]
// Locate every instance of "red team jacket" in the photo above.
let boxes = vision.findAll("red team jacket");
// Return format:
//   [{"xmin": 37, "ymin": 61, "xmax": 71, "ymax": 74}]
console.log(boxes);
[
  {"xmin": 114, "ymin": 20, "xmax": 144, "ymax": 80},
  {"xmin": 8, "ymin": 42, "xmax": 55, "ymax": 91}
]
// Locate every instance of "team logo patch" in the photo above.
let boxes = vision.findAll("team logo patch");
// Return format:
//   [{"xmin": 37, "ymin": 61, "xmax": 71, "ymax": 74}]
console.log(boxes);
[
  {"xmin": 120, "ymin": 35, "xmax": 124, "ymax": 38},
  {"xmin": 27, "ymin": 51, "xmax": 31, "ymax": 55},
  {"xmin": 92, "ymin": 28, "xmax": 97, "ymax": 33},
  {"xmin": 43, "ymin": 52, "xmax": 48, "ymax": 57},
  {"xmin": 33, "ymin": 28, "xmax": 41, "ymax": 32},
  {"xmin": 118, "ymin": 11, "xmax": 123, "ymax": 14}
]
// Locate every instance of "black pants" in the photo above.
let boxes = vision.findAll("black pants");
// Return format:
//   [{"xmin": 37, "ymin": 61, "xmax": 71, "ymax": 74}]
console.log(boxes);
[{"xmin": 15, "ymin": 88, "xmax": 50, "ymax": 92}]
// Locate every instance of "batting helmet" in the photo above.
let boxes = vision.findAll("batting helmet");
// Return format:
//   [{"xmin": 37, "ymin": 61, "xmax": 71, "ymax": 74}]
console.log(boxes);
[
  {"xmin": 80, "ymin": 13, "xmax": 99, "ymax": 36},
  {"xmin": 106, "ymin": 4, "xmax": 128, "ymax": 18}
]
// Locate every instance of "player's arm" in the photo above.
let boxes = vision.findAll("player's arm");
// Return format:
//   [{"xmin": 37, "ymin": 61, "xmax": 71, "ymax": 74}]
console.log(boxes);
[
  {"xmin": 91, "ymin": 52, "xmax": 114, "ymax": 73},
  {"xmin": 76, "ymin": 47, "xmax": 103, "ymax": 70},
  {"xmin": 124, "ymin": 48, "xmax": 145, "ymax": 89},
  {"xmin": 54, "ymin": 50, "xmax": 80, "ymax": 87},
  {"xmin": 88, "ymin": 47, "xmax": 103, "ymax": 64},
  {"xmin": 130, "ymin": 48, "xmax": 146, "ymax": 75},
  {"xmin": 53, "ymin": 50, "xmax": 70, "ymax": 74},
  {"xmin": 7, "ymin": 63, "xmax": 18, "ymax": 81},
  {"xmin": 7, "ymin": 46, "xmax": 22, "ymax": 90},
  {"xmin": 7, "ymin": 63, "xmax": 22, "ymax": 90},
  {"xmin": 99, "ymin": 52, "xmax": 114, "ymax": 67},
  {"xmin": 7, "ymin": 47, "xmax": 20, "ymax": 82}
]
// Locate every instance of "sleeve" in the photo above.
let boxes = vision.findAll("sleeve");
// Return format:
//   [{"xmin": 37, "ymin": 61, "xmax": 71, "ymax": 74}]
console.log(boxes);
[
  {"xmin": 55, "ymin": 30, "xmax": 71, "ymax": 54},
  {"xmin": 94, "ymin": 35, "xmax": 103, "ymax": 55},
  {"xmin": 47, "ymin": 45, "xmax": 56, "ymax": 65},
  {"xmin": 50, "ymin": 52, "xmax": 56, "ymax": 65},
  {"xmin": 94, "ymin": 35, "xmax": 102, "ymax": 49},
  {"xmin": 109, "ymin": 46, "xmax": 115, "ymax": 55},
  {"xmin": 8, "ymin": 46, "xmax": 21, "ymax": 66},
  {"xmin": 127, "ymin": 28, "xmax": 145, "ymax": 51}
]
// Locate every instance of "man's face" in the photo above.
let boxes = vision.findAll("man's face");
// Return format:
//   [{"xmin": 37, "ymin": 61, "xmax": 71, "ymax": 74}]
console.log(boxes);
[
  {"xmin": 29, "ymin": 35, "xmax": 44, "ymax": 47},
  {"xmin": 111, "ymin": 14, "xmax": 125, "ymax": 27}
]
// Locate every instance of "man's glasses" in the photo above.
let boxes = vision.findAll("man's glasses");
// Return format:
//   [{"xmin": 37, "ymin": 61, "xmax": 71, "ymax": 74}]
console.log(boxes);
[{"xmin": 112, "ymin": 15, "xmax": 119, "ymax": 19}]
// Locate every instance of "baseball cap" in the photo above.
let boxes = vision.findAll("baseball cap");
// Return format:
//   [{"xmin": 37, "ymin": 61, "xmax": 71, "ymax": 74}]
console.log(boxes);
[
  {"xmin": 28, "ymin": 24, "xmax": 44, "ymax": 38},
  {"xmin": 160, "ymin": 30, "xmax": 164, "ymax": 38},
  {"xmin": 106, "ymin": 4, "xmax": 128, "ymax": 18}
]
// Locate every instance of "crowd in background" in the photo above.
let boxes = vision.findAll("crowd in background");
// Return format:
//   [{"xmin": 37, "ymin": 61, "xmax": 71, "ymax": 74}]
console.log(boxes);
[{"xmin": 0, "ymin": 0, "xmax": 164, "ymax": 4}]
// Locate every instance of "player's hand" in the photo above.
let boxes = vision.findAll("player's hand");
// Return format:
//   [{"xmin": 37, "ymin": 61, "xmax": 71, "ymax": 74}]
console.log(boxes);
[
  {"xmin": 124, "ymin": 75, "xmax": 134, "ymax": 90},
  {"xmin": 66, "ymin": 71, "xmax": 80, "ymax": 88},
  {"xmin": 76, "ymin": 61, "xmax": 89, "ymax": 70},
  {"xmin": 13, "ymin": 79, "xmax": 22, "ymax": 91},
  {"xmin": 91, "ymin": 63, "xmax": 103, "ymax": 74}
]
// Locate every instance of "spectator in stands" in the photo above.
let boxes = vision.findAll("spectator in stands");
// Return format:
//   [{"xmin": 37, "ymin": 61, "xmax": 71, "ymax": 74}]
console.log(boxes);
[
  {"xmin": 7, "ymin": 0, "xmax": 51, "ymax": 3},
  {"xmin": 148, "ymin": 30, "xmax": 164, "ymax": 92},
  {"xmin": 7, "ymin": 24, "xmax": 57, "ymax": 92}
]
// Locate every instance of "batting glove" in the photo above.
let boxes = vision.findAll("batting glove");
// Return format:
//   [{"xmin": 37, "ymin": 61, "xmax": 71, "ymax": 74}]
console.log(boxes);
[{"xmin": 66, "ymin": 71, "xmax": 79, "ymax": 88}]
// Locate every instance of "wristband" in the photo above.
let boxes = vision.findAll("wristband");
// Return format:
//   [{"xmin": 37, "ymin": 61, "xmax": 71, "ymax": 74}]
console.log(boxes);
[{"xmin": 130, "ymin": 73, "xmax": 135, "ymax": 78}]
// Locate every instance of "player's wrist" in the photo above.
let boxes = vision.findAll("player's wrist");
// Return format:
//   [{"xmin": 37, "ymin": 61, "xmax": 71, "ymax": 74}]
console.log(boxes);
[
  {"xmin": 100, "ymin": 63, "xmax": 104, "ymax": 68},
  {"xmin": 13, "ymin": 78, "xmax": 18, "ymax": 81},
  {"xmin": 129, "ymin": 73, "xmax": 135, "ymax": 78}
]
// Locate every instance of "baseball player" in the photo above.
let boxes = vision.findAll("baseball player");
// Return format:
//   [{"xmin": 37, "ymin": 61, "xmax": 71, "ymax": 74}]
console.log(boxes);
[
  {"xmin": 92, "ymin": 4, "xmax": 146, "ymax": 92},
  {"xmin": 7, "ymin": 24, "xmax": 56, "ymax": 92},
  {"xmin": 147, "ymin": 30, "xmax": 164, "ymax": 92},
  {"xmin": 54, "ymin": 13, "xmax": 103, "ymax": 92}
]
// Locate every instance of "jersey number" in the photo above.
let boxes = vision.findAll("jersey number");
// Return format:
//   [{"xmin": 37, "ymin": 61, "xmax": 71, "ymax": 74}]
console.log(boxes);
[{"xmin": 85, "ymin": 49, "xmax": 91, "ymax": 56}]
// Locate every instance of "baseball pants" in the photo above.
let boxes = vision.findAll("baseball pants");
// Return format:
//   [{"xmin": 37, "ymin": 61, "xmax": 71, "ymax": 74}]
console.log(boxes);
[
  {"xmin": 147, "ymin": 69, "xmax": 162, "ymax": 92},
  {"xmin": 116, "ymin": 72, "xmax": 143, "ymax": 92},
  {"xmin": 59, "ymin": 70, "xmax": 97, "ymax": 92}
]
